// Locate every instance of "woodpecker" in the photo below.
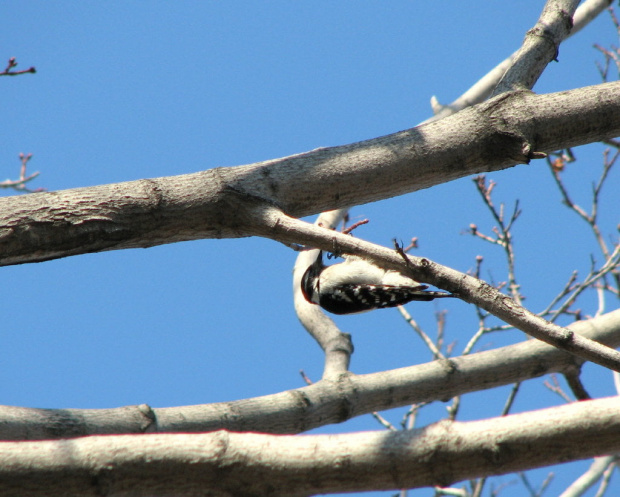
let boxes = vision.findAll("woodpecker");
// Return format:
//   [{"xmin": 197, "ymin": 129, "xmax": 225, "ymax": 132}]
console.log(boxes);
[{"xmin": 301, "ymin": 251, "xmax": 454, "ymax": 315}]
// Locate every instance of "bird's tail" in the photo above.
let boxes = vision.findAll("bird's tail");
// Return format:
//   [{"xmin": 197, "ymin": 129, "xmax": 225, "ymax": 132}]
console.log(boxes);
[{"xmin": 408, "ymin": 289, "xmax": 455, "ymax": 301}]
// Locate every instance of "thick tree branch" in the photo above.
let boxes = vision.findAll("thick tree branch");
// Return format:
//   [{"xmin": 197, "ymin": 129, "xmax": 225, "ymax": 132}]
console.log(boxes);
[
  {"xmin": 0, "ymin": 82, "xmax": 619, "ymax": 266},
  {"xmin": 427, "ymin": 0, "xmax": 612, "ymax": 121},
  {"xmin": 2, "ymin": 397, "xmax": 620, "ymax": 496},
  {"xmin": 492, "ymin": 0, "xmax": 579, "ymax": 95},
  {"xmin": 1, "ymin": 310, "xmax": 617, "ymax": 441}
]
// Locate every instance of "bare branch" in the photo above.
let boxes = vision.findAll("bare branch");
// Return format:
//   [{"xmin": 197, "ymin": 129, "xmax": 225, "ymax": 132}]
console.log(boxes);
[
  {"xmin": 397, "ymin": 306, "xmax": 445, "ymax": 360},
  {"xmin": 0, "ymin": 57, "xmax": 36, "ymax": 77},
  {"xmin": 262, "ymin": 212, "xmax": 620, "ymax": 370},
  {"xmin": 492, "ymin": 0, "xmax": 580, "ymax": 95},
  {"xmin": 0, "ymin": 154, "xmax": 45, "ymax": 193},
  {"xmin": 1, "ymin": 83, "xmax": 620, "ymax": 267},
  {"xmin": 539, "ymin": 270, "xmax": 578, "ymax": 317},
  {"xmin": 3, "ymin": 397, "xmax": 620, "ymax": 496},
  {"xmin": 544, "ymin": 374, "xmax": 573, "ymax": 402},
  {"xmin": 559, "ymin": 456, "xmax": 619, "ymax": 497},
  {"xmin": 548, "ymin": 148, "xmax": 618, "ymax": 260},
  {"xmin": 427, "ymin": 0, "xmax": 609, "ymax": 121},
  {"xmin": 563, "ymin": 368, "xmax": 592, "ymax": 400},
  {"xmin": 371, "ymin": 411, "xmax": 397, "ymax": 432},
  {"xmin": 594, "ymin": 11, "xmax": 620, "ymax": 81},
  {"xmin": 0, "ymin": 310, "xmax": 618, "ymax": 441},
  {"xmin": 548, "ymin": 244, "xmax": 620, "ymax": 321},
  {"xmin": 341, "ymin": 218, "xmax": 369, "ymax": 235},
  {"xmin": 593, "ymin": 459, "xmax": 617, "ymax": 497},
  {"xmin": 400, "ymin": 403, "xmax": 426, "ymax": 430},
  {"xmin": 471, "ymin": 175, "xmax": 523, "ymax": 305}
]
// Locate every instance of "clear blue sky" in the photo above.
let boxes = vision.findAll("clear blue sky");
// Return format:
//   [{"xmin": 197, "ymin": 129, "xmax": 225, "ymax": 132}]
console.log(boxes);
[{"xmin": 2, "ymin": 3, "xmax": 619, "ymax": 496}]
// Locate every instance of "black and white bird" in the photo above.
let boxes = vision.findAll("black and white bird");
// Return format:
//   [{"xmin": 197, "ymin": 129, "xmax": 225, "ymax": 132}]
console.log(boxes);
[{"xmin": 301, "ymin": 251, "xmax": 454, "ymax": 315}]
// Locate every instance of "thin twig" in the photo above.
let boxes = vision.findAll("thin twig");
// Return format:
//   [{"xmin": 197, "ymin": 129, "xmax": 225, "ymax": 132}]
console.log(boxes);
[
  {"xmin": 400, "ymin": 403, "xmax": 427, "ymax": 430},
  {"xmin": 519, "ymin": 471, "xmax": 554, "ymax": 497},
  {"xmin": 397, "ymin": 306, "xmax": 445, "ymax": 360},
  {"xmin": 559, "ymin": 456, "xmax": 618, "ymax": 497},
  {"xmin": 471, "ymin": 175, "xmax": 524, "ymax": 305},
  {"xmin": 299, "ymin": 370, "xmax": 313, "ymax": 386},
  {"xmin": 0, "ymin": 57, "xmax": 36, "ymax": 77},
  {"xmin": 549, "ymin": 244, "xmax": 620, "ymax": 321},
  {"xmin": 1, "ymin": 153, "xmax": 45, "ymax": 193},
  {"xmin": 342, "ymin": 218, "xmax": 369, "ymax": 235},
  {"xmin": 544, "ymin": 374, "xmax": 573, "ymax": 402},
  {"xmin": 592, "ymin": 459, "xmax": 617, "ymax": 497},
  {"xmin": 547, "ymin": 147, "xmax": 620, "ymax": 305},
  {"xmin": 371, "ymin": 411, "xmax": 397, "ymax": 431},
  {"xmin": 539, "ymin": 271, "xmax": 579, "ymax": 318}
]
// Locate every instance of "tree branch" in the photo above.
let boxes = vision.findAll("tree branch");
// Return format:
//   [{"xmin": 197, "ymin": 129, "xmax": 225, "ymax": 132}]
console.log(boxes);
[
  {"xmin": 426, "ymin": 0, "xmax": 612, "ymax": 121},
  {"xmin": 0, "ymin": 82, "xmax": 619, "ymax": 266},
  {"xmin": 0, "ymin": 57, "xmax": 36, "ymax": 77},
  {"xmin": 261, "ymin": 212, "xmax": 620, "ymax": 372},
  {"xmin": 2, "ymin": 397, "xmax": 620, "ymax": 496},
  {"xmin": 492, "ymin": 0, "xmax": 580, "ymax": 95},
  {"xmin": 0, "ymin": 310, "xmax": 617, "ymax": 441},
  {"xmin": 559, "ymin": 456, "xmax": 618, "ymax": 497}
]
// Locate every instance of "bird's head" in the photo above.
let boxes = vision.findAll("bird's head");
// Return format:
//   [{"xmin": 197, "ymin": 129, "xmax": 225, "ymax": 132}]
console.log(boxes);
[{"xmin": 300, "ymin": 250, "xmax": 325, "ymax": 305}]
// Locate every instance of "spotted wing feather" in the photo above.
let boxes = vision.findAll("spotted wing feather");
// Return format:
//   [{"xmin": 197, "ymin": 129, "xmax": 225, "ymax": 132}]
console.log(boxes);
[{"xmin": 319, "ymin": 283, "xmax": 447, "ymax": 315}]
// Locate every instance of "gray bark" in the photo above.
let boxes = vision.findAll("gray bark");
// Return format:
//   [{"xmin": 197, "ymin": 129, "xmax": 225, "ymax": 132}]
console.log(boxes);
[{"xmin": 1, "ymin": 82, "xmax": 619, "ymax": 266}]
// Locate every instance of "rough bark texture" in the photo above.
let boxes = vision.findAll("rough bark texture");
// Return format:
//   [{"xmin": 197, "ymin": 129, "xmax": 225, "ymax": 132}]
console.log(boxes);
[
  {"xmin": 1, "ymin": 82, "xmax": 619, "ymax": 266},
  {"xmin": 0, "ymin": 310, "xmax": 617, "ymax": 441},
  {"xmin": 1, "ymin": 397, "xmax": 619, "ymax": 496}
]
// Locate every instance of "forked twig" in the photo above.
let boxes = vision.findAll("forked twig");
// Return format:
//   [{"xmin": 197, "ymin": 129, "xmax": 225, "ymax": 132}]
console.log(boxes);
[
  {"xmin": 0, "ymin": 57, "xmax": 36, "ymax": 77},
  {"xmin": 1, "ymin": 153, "xmax": 45, "ymax": 193}
]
